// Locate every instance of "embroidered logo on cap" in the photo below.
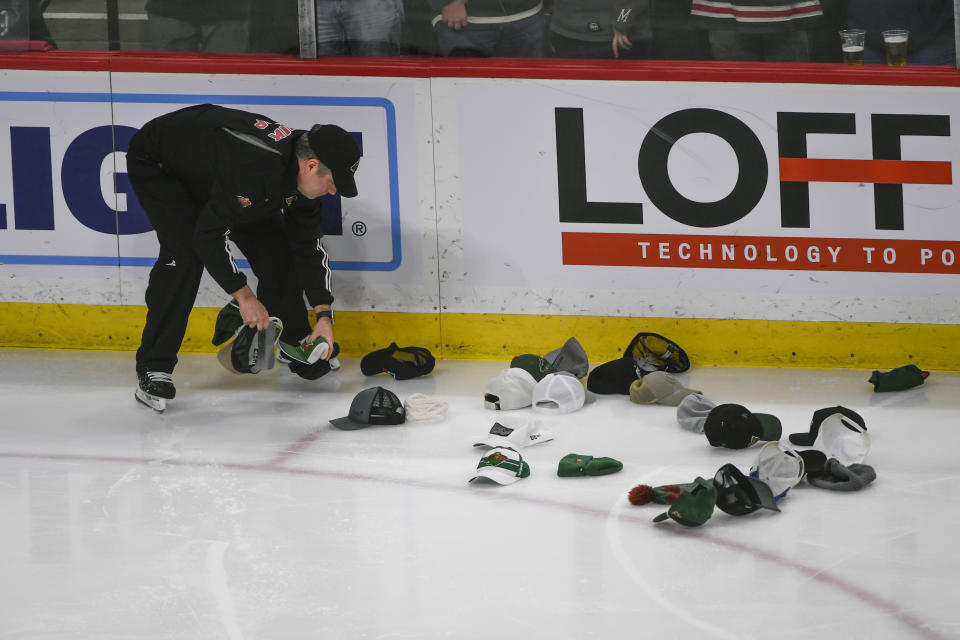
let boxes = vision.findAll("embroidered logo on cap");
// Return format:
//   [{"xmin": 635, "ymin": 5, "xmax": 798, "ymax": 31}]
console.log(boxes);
[{"xmin": 236, "ymin": 195, "xmax": 252, "ymax": 207}]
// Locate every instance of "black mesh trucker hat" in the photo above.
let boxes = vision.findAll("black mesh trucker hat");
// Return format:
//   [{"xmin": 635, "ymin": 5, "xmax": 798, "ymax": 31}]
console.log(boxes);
[{"xmin": 330, "ymin": 387, "xmax": 406, "ymax": 430}]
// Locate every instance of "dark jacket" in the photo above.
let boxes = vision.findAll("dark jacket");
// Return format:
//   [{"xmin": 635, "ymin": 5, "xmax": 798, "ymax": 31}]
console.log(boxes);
[
  {"xmin": 427, "ymin": 0, "xmax": 542, "ymax": 19},
  {"xmin": 847, "ymin": 0, "xmax": 953, "ymax": 53},
  {"xmin": 129, "ymin": 104, "xmax": 333, "ymax": 307},
  {"xmin": 550, "ymin": 1, "xmax": 652, "ymax": 42},
  {"xmin": 145, "ymin": 0, "xmax": 250, "ymax": 23}
]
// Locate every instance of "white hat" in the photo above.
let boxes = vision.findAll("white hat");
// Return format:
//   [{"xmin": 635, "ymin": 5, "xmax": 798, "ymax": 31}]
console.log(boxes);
[
  {"xmin": 484, "ymin": 368, "xmax": 537, "ymax": 410},
  {"xmin": 676, "ymin": 392, "xmax": 717, "ymax": 433},
  {"xmin": 532, "ymin": 372, "xmax": 595, "ymax": 414},
  {"xmin": 815, "ymin": 413, "xmax": 870, "ymax": 465},
  {"xmin": 749, "ymin": 441, "xmax": 805, "ymax": 500},
  {"xmin": 474, "ymin": 418, "xmax": 554, "ymax": 449},
  {"xmin": 629, "ymin": 371, "xmax": 701, "ymax": 406},
  {"xmin": 469, "ymin": 446, "xmax": 531, "ymax": 485}
]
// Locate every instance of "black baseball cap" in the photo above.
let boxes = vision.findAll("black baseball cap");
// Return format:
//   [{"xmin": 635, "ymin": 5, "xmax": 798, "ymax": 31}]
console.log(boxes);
[
  {"xmin": 307, "ymin": 124, "xmax": 361, "ymax": 198},
  {"xmin": 713, "ymin": 463, "xmax": 780, "ymax": 516},
  {"xmin": 360, "ymin": 343, "xmax": 435, "ymax": 380},
  {"xmin": 789, "ymin": 406, "xmax": 865, "ymax": 446},
  {"xmin": 703, "ymin": 404, "xmax": 782, "ymax": 449},
  {"xmin": 330, "ymin": 386, "xmax": 405, "ymax": 430},
  {"xmin": 586, "ymin": 357, "xmax": 640, "ymax": 395}
]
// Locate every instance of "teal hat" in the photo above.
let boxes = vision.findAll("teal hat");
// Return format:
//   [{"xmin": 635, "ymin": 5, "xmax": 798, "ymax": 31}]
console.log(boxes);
[
  {"xmin": 868, "ymin": 365, "xmax": 929, "ymax": 392},
  {"xmin": 557, "ymin": 453, "xmax": 623, "ymax": 477},
  {"xmin": 653, "ymin": 477, "xmax": 717, "ymax": 527}
]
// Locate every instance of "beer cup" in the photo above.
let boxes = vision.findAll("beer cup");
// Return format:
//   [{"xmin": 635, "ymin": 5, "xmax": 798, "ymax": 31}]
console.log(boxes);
[
  {"xmin": 882, "ymin": 29, "xmax": 909, "ymax": 66},
  {"xmin": 839, "ymin": 29, "xmax": 866, "ymax": 65}
]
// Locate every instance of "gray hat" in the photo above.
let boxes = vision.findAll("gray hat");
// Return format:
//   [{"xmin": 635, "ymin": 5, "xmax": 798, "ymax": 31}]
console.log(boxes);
[
  {"xmin": 807, "ymin": 458, "xmax": 877, "ymax": 491},
  {"xmin": 545, "ymin": 337, "xmax": 589, "ymax": 379},
  {"xmin": 676, "ymin": 392, "xmax": 717, "ymax": 433}
]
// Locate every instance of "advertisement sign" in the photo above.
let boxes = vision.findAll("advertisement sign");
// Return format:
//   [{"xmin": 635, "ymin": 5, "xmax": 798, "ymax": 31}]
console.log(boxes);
[
  {"xmin": 0, "ymin": 71, "xmax": 438, "ymax": 312},
  {"xmin": 435, "ymin": 78, "xmax": 959, "ymax": 323}
]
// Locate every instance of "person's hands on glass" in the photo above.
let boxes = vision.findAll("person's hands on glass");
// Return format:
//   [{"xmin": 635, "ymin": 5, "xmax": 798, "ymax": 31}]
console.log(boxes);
[
  {"xmin": 612, "ymin": 30, "xmax": 632, "ymax": 58},
  {"xmin": 442, "ymin": 0, "xmax": 468, "ymax": 30}
]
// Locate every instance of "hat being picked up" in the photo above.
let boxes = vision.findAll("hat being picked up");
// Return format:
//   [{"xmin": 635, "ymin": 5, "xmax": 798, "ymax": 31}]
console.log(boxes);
[
  {"xmin": 216, "ymin": 317, "xmax": 282, "ymax": 375},
  {"xmin": 713, "ymin": 463, "xmax": 780, "ymax": 516},
  {"xmin": 749, "ymin": 441, "xmax": 805, "ymax": 500},
  {"xmin": 484, "ymin": 368, "xmax": 537, "ymax": 410},
  {"xmin": 629, "ymin": 371, "xmax": 700, "ymax": 406},
  {"xmin": 470, "ymin": 447, "xmax": 530, "ymax": 485},
  {"xmin": 676, "ymin": 392, "xmax": 717, "ymax": 433},
  {"xmin": 789, "ymin": 406, "xmax": 865, "ymax": 447},
  {"xmin": 329, "ymin": 386, "xmax": 405, "ymax": 430},
  {"xmin": 545, "ymin": 337, "xmax": 590, "ymax": 379},
  {"xmin": 869, "ymin": 364, "xmax": 929, "ymax": 392},
  {"xmin": 533, "ymin": 372, "xmax": 596, "ymax": 414},
  {"xmin": 306, "ymin": 124, "xmax": 361, "ymax": 198},
  {"xmin": 474, "ymin": 418, "xmax": 553, "ymax": 449},
  {"xmin": 586, "ymin": 357, "xmax": 641, "ymax": 395},
  {"xmin": 807, "ymin": 459, "xmax": 877, "ymax": 491},
  {"xmin": 557, "ymin": 453, "xmax": 622, "ymax": 477},
  {"xmin": 360, "ymin": 343, "xmax": 435, "ymax": 380},
  {"xmin": 703, "ymin": 404, "xmax": 782, "ymax": 449},
  {"xmin": 652, "ymin": 477, "xmax": 717, "ymax": 527}
]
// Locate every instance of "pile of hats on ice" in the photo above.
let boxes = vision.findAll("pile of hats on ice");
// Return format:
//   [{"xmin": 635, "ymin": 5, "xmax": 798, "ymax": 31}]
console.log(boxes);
[{"xmin": 627, "ymin": 403, "xmax": 878, "ymax": 526}]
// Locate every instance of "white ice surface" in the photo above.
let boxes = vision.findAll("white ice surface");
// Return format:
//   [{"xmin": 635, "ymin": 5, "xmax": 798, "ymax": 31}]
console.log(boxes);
[{"xmin": 0, "ymin": 349, "xmax": 958, "ymax": 640}]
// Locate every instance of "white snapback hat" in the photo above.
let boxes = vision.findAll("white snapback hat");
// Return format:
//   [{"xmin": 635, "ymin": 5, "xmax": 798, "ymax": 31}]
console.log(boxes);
[
  {"xmin": 750, "ymin": 441, "xmax": 805, "ymax": 500},
  {"xmin": 474, "ymin": 418, "xmax": 554, "ymax": 449},
  {"xmin": 469, "ymin": 446, "xmax": 531, "ymax": 485},
  {"xmin": 815, "ymin": 412, "xmax": 870, "ymax": 465},
  {"xmin": 532, "ymin": 372, "xmax": 595, "ymax": 414},
  {"xmin": 484, "ymin": 368, "xmax": 537, "ymax": 410}
]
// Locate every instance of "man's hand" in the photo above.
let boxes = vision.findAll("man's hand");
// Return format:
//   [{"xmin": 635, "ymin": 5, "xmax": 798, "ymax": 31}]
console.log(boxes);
[
  {"xmin": 232, "ymin": 285, "xmax": 270, "ymax": 330},
  {"xmin": 612, "ymin": 30, "xmax": 632, "ymax": 58},
  {"xmin": 307, "ymin": 316, "xmax": 335, "ymax": 360},
  {"xmin": 442, "ymin": 0, "xmax": 468, "ymax": 30}
]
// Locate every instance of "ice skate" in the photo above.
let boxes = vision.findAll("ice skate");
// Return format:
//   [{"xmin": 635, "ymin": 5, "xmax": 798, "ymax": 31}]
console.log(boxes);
[{"xmin": 135, "ymin": 371, "xmax": 175, "ymax": 412}]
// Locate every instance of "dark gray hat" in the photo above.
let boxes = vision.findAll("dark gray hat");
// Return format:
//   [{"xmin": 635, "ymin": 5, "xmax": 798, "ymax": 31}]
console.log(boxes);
[
  {"xmin": 545, "ymin": 337, "xmax": 589, "ymax": 379},
  {"xmin": 807, "ymin": 459, "xmax": 877, "ymax": 491}
]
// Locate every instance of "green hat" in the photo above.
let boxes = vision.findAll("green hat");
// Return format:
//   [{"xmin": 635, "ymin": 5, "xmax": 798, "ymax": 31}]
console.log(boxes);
[
  {"xmin": 868, "ymin": 364, "xmax": 929, "ymax": 392},
  {"xmin": 510, "ymin": 354, "xmax": 555, "ymax": 381},
  {"xmin": 557, "ymin": 453, "xmax": 623, "ymax": 477},
  {"xmin": 653, "ymin": 477, "xmax": 717, "ymax": 526},
  {"xmin": 212, "ymin": 299, "xmax": 243, "ymax": 346}
]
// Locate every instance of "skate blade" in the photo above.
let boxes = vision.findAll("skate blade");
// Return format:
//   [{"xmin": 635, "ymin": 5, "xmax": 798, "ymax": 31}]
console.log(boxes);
[{"xmin": 135, "ymin": 387, "xmax": 166, "ymax": 412}]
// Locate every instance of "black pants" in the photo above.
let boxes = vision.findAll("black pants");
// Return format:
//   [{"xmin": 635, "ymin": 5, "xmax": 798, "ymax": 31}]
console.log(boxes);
[{"xmin": 127, "ymin": 155, "xmax": 312, "ymax": 376}]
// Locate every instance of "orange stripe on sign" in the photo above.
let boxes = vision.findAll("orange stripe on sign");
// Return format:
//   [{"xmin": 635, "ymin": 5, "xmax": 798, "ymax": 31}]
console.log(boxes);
[{"xmin": 779, "ymin": 158, "xmax": 953, "ymax": 185}]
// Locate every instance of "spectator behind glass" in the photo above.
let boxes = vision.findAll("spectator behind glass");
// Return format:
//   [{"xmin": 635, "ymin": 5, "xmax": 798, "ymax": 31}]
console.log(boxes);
[
  {"xmin": 690, "ymin": 0, "xmax": 824, "ymax": 62},
  {"xmin": 30, "ymin": 0, "xmax": 57, "ymax": 49},
  {"xmin": 429, "ymin": 0, "xmax": 545, "ymax": 57},
  {"xmin": 315, "ymin": 0, "xmax": 404, "ymax": 56},
  {"xmin": 649, "ymin": 0, "xmax": 710, "ymax": 60},
  {"xmin": 145, "ymin": 0, "xmax": 251, "ymax": 53},
  {"xmin": 249, "ymin": 2, "xmax": 299, "ymax": 54},
  {"xmin": 847, "ymin": 0, "xmax": 955, "ymax": 65},
  {"xmin": 548, "ymin": 1, "xmax": 653, "ymax": 59}
]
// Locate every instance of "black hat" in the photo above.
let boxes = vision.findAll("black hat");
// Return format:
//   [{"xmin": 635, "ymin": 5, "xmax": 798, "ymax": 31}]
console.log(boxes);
[
  {"xmin": 713, "ymin": 463, "xmax": 780, "ymax": 516},
  {"xmin": 216, "ymin": 319, "xmax": 282, "ymax": 374},
  {"xmin": 330, "ymin": 386, "xmax": 406, "ymax": 430},
  {"xmin": 289, "ymin": 342, "xmax": 341, "ymax": 380},
  {"xmin": 586, "ymin": 357, "xmax": 641, "ymax": 395},
  {"xmin": 703, "ymin": 404, "xmax": 782, "ymax": 449},
  {"xmin": 307, "ymin": 124, "xmax": 361, "ymax": 198},
  {"xmin": 624, "ymin": 332, "xmax": 690, "ymax": 374},
  {"xmin": 789, "ymin": 406, "xmax": 865, "ymax": 447},
  {"xmin": 360, "ymin": 343, "xmax": 435, "ymax": 380}
]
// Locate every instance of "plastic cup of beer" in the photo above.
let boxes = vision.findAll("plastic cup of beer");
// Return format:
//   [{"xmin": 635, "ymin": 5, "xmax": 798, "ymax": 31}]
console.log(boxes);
[
  {"xmin": 839, "ymin": 29, "xmax": 866, "ymax": 65},
  {"xmin": 882, "ymin": 29, "xmax": 909, "ymax": 66}
]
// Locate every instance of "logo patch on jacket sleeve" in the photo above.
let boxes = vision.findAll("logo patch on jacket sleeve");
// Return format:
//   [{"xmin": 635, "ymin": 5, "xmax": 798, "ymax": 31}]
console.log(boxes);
[{"xmin": 236, "ymin": 195, "xmax": 252, "ymax": 207}]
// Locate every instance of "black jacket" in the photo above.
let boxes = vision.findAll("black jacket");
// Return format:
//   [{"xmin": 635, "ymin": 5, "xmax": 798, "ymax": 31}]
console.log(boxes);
[
  {"xmin": 130, "ymin": 104, "xmax": 333, "ymax": 307},
  {"xmin": 427, "ymin": 0, "xmax": 542, "ymax": 18}
]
